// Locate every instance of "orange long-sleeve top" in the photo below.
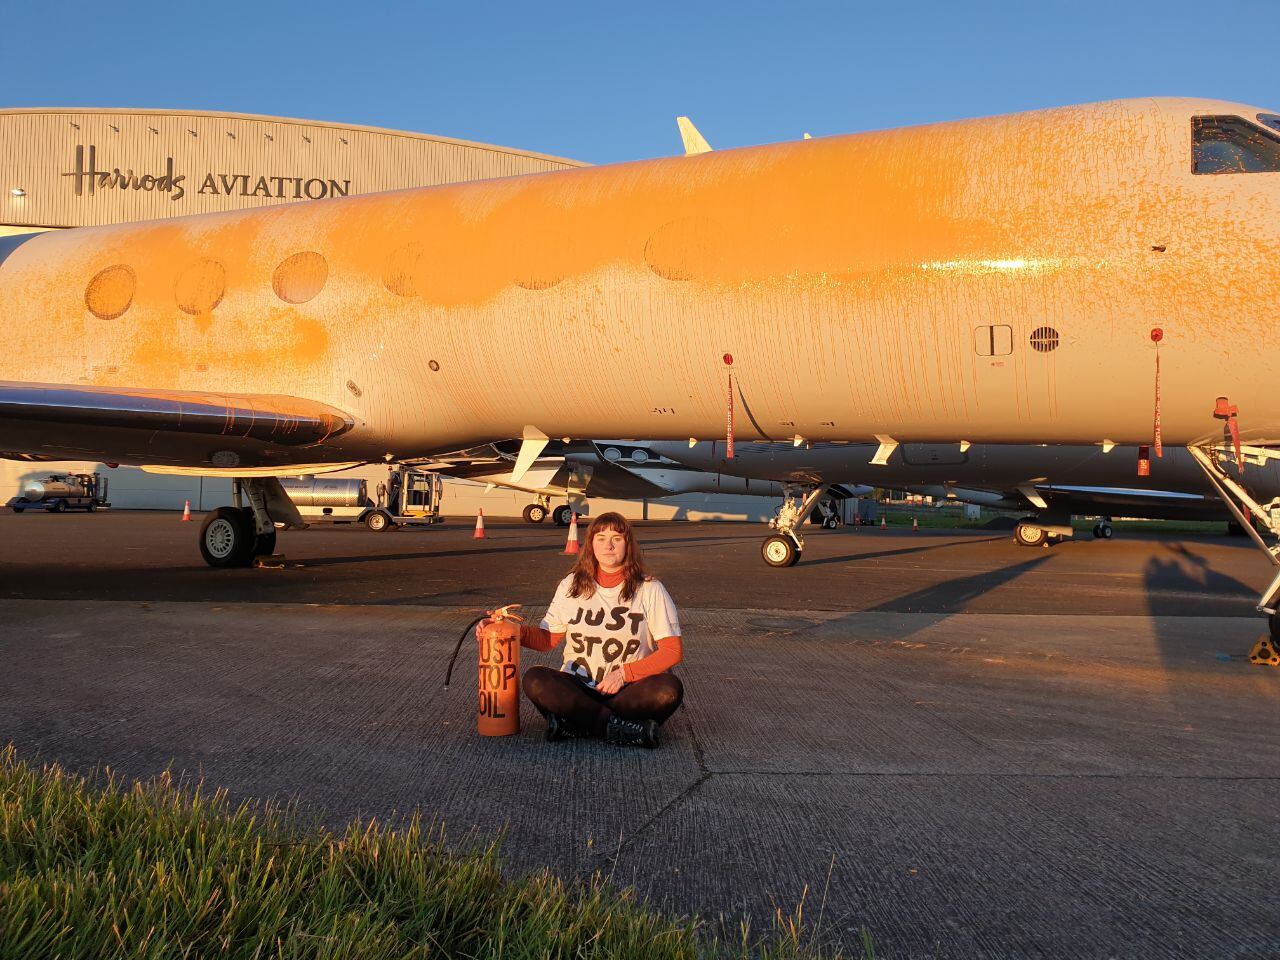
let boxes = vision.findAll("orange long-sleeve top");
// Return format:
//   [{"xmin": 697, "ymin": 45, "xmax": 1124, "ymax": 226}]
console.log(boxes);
[{"xmin": 519, "ymin": 568, "xmax": 683, "ymax": 682}]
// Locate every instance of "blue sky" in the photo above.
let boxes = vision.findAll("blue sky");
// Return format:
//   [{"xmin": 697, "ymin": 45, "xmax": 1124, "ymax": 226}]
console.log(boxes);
[{"xmin": 4, "ymin": 1, "xmax": 1276, "ymax": 164}]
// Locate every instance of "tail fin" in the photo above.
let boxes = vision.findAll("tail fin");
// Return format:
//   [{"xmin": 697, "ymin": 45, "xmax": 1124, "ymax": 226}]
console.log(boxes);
[{"xmin": 676, "ymin": 116, "xmax": 713, "ymax": 155}]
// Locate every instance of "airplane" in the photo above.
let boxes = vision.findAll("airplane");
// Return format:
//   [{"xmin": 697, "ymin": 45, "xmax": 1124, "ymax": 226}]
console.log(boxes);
[
  {"xmin": 425, "ymin": 440, "xmax": 802, "ymax": 524},
  {"xmin": 3, "ymin": 96, "xmax": 1280, "ymax": 635},
  {"xmin": 423, "ymin": 439, "xmax": 868, "ymax": 524},
  {"xmin": 646, "ymin": 440, "xmax": 1280, "ymax": 563}
]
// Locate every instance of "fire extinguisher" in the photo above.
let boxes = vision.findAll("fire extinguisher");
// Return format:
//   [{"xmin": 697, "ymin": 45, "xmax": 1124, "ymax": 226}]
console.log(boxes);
[{"xmin": 444, "ymin": 603, "xmax": 525, "ymax": 736}]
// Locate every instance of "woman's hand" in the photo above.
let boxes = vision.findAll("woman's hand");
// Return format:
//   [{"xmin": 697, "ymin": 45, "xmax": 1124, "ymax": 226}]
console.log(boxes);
[{"xmin": 598, "ymin": 668, "xmax": 626, "ymax": 695}]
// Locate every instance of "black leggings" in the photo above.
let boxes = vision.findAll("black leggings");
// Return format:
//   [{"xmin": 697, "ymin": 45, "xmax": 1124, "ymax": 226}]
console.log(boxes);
[{"xmin": 523, "ymin": 666, "xmax": 683, "ymax": 733}]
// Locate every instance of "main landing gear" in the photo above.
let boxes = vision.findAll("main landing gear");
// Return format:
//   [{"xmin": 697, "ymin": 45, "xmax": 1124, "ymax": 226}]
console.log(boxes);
[
  {"xmin": 1092, "ymin": 519, "xmax": 1114, "ymax": 540},
  {"xmin": 1013, "ymin": 514, "xmax": 1073, "ymax": 548},
  {"xmin": 199, "ymin": 477, "xmax": 301, "ymax": 568},
  {"xmin": 762, "ymin": 483, "xmax": 829, "ymax": 567},
  {"xmin": 1188, "ymin": 441, "xmax": 1280, "ymax": 666},
  {"xmin": 522, "ymin": 494, "xmax": 551, "ymax": 524}
]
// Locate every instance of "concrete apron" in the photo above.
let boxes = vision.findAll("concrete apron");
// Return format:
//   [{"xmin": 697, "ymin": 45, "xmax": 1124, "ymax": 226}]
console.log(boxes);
[{"xmin": 0, "ymin": 599, "xmax": 1276, "ymax": 959}]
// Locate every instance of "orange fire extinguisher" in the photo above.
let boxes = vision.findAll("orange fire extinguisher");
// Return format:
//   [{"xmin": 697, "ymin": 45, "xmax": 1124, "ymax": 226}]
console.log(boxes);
[{"xmin": 444, "ymin": 603, "xmax": 524, "ymax": 736}]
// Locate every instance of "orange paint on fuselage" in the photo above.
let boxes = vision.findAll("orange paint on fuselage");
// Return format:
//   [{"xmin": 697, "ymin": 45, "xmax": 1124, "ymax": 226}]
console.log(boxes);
[{"xmin": 1, "ymin": 97, "xmax": 1278, "ymax": 468}]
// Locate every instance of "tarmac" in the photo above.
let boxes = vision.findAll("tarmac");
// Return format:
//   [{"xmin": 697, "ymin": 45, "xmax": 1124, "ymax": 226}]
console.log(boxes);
[{"xmin": 1, "ymin": 512, "xmax": 1278, "ymax": 958}]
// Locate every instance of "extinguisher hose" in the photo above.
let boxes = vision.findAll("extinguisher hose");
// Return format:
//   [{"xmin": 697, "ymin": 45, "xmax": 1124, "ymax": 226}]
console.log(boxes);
[{"xmin": 444, "ymin": 614, "xmax": 489, "ymax": 688}]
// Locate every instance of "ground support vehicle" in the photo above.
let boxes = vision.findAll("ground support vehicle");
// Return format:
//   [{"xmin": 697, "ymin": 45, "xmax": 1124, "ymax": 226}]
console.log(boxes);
[{"xmin": 6, "ymin": 472, "xmax": 110, "ymax": 513}]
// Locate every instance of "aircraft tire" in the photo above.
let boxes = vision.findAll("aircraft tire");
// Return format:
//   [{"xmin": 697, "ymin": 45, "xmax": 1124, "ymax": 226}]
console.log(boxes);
[
  {"xmin": 241, "ymin": 507, "xmax": 278, "ymax": 556},
  {"xmin": 365, "ymin": 510, "xmax": 392, "ymax": 532},
  {"xmin": 1014, "ymin": 521, "xmax": 1048, "ymax": 548},
  {"xmin": 823, "ymin": 515, "xmax": 839, "ymax": 529},
  {"xmin": 523, "ymin": 504, "xmax": 548, "ymax": 523},
  {"xmin": 762, "ymin": 535, "xmax": 800, "ymax": 568},
  {"xmin": 552, "ymin": 505, "xmax": 574, "ymax": 526},
  {"xmin": 1094, "ymin": 523, "xmax": 1113, "ymax": 540},
  {"xmin": 200, "ymin": 507, "xmax": 255, "ymax": 568}
]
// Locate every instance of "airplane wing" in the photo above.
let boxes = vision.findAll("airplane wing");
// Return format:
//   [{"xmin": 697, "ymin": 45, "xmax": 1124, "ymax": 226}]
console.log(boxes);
[{"xmin": 0, "ymin": 380, "xmax": 354, "ymax": 469}]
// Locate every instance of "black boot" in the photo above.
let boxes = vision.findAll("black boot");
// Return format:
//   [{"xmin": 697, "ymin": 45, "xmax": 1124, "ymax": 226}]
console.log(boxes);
[
  {"xmin": 545, "ymin": 714, "xmax": 578, "ymax": 743},
  {"xmin": 604, "ymin": 715, "xmax": 659, "ymax": 748}
]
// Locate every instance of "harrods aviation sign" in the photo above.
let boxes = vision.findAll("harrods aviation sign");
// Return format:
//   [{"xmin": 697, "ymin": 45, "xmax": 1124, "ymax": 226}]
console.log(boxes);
[{"xmin": 61, "ymin": 145, "xmax": 353, "ymax": 203}]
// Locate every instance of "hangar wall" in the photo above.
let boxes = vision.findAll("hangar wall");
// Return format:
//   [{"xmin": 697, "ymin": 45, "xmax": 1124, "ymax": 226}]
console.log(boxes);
[{"xmin": 0, "ymin": 108, "xmax": 582, "ymax": 229}]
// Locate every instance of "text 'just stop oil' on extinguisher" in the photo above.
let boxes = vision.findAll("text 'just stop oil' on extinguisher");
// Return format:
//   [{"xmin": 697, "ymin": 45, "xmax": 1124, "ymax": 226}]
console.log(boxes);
[{"xmin": 444, "ymin": 604, "xmax": 524, "ymax": 736}]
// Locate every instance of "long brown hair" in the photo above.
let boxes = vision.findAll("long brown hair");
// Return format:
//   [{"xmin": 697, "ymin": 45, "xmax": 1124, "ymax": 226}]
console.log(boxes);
[{"xmin": 567, "ymin": 512, "xmax": 649, "ymax": 601}]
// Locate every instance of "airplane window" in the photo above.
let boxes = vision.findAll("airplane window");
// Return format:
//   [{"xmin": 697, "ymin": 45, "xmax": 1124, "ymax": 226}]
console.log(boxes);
[{"xmin": 1192, "ymin": 116, "xmax": 1280, "ymax": 174}]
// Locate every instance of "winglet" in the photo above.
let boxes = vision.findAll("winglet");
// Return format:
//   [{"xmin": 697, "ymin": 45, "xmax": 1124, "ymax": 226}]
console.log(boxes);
[{"xmin": 676, "ymin": 117, "xmax": 713, "ymax": 156}]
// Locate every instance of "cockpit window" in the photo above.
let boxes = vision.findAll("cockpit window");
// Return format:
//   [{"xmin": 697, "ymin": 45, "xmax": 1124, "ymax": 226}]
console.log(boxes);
[
  {"xmin": 1258, "ymin": 113, "xmax": 1280, "ymax": 135},
  {"xmin": 1192, "ymin": 116, "xmax": 1280, "ymax": 174}
]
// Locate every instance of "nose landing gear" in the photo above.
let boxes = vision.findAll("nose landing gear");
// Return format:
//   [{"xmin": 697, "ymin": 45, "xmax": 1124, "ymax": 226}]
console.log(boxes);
[{"xmin": 761, "ymin": 483, "xmax": 829, "ymax": 567}]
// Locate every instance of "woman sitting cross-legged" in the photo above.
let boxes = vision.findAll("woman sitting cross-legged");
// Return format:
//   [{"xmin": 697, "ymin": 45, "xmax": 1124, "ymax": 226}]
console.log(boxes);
[{"xmin": 519, "ymin": 512, "xmax": 683, "ymax": 748}]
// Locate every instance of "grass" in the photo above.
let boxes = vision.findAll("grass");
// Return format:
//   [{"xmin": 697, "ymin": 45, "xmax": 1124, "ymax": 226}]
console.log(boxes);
[{"xmin": 0, "ymin": 746, "xmax": 867, "ymax": 959}]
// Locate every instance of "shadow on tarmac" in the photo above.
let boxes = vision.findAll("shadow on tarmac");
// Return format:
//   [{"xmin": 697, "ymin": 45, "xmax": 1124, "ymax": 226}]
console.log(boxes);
[
  {"xmin": 799, "ymin": 535, "xmax": 1007, "ymax": 567},
  {"xmin": 1144, "ymin": 542, "xmax": 1264, "ymax": 676},
  {"xmin": 292, "ymin": 532, "xmax": 748, "ymax": 569},
  {"xmin": 866, "ymin": 554, "xmax": 1053, "ymax": 614}
]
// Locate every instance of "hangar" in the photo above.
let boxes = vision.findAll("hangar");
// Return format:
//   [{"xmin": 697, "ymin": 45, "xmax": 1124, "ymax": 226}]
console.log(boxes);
[{"xmin": 0, "ymin": 107, "xmax": 583, "ymax": 235}]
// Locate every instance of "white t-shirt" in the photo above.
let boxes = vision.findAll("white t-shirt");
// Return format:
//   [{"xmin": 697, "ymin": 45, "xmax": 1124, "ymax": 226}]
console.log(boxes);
[{"xmin": 541, "ymin": 575, "xmax": 681, "ymax": 685}]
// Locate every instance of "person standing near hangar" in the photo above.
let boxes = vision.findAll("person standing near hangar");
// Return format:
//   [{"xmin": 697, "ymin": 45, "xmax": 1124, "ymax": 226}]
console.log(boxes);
[{"xmin": 518, "ymin": 513, "xmax": 684, "ymax": 747}]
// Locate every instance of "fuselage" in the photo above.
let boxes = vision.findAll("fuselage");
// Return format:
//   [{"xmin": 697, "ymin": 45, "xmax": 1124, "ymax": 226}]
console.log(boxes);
[{"xmin": 2, "ymin": 97, "xmax": 1278, "ymax": 468}]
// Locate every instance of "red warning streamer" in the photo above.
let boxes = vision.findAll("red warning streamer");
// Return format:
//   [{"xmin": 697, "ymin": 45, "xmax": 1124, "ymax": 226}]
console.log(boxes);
[
  {"xmin": 1215, "ymin": 397, "xmax": 1244, "ymax": 476},
  {"xmin": 1151, "ymin": 328, "xmax": 1163, "ymax": 458},
  {"xmin": 724, "ymin": 353, "xmax": 735, "ymax": 460}
]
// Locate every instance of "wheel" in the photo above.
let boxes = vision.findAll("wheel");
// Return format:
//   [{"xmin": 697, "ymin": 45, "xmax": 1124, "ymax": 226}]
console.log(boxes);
[
  {"xmin": 761, "ymin": 534, "xmax": 801, "ymax": 568},
  {"xmin": 87, "ymin": 502, "xmax": 97, "ymax": 512},
  {"xmin": 523, "ymin": 503, "xmax": 548, "ymax": 523},
  {"xmin": 365, "ymin": 510, "xmax": 392, "ymax": 532},
  {"xmin": 199, "ymin": 507, "xmax": 255, "ymax": 568},
  {"xmin": 823, "ymin": 515, "xmax": 839, "ymax": 530},
  {"xmin": 552, "ymin": 505, "xmax": 574, "ymax": 526},
  {"xmin": 49, "ymin": 501, "xmax": 64, "ymax": 513},
  {"xmin": 11, "ymin": 507, "xmax": 22, "ymax": 513},
  {"xmin": 1092, "ymin": 524, "xmax": 1102, "ymax": 539},
  {"xmin": 1099, "ymin": 524, "xmax": 1113, "ymax": 540},
  {"xmin": 1014, "ymin": 521, "xmax": 1048, "ymax": 548}
]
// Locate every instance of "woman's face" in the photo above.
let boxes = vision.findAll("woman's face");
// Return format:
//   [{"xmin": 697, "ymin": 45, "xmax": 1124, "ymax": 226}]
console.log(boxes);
[{"xmin": 593, "ymin": 528, "xmax": 628, "ymax": 571}]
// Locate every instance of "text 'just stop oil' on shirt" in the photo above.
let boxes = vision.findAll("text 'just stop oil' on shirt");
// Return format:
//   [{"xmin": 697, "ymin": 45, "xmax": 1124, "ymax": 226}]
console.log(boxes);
[{"xmin": 540, "ymin": 575, "xmax": 681, "ymax": 685}]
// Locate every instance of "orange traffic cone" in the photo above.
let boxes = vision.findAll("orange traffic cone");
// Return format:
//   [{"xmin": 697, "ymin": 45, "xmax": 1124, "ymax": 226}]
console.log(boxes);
[
  {"xmin": 880, "ymin": 514, "xmax": 887, "ymax": 530},
  {"xmin": 181, "ymin": 499, "xmax": 192, "ymax": 522},
  {"xmin": 473, "ymin": 508, "xmax": 486, "ymax": 539},
  {"xmin": 912, "ymin": 515, "xmax": 919, "ymax": 532},
  {"xmin": 563, "ymin": 512, "xmax": 580, "ymax": 555}
]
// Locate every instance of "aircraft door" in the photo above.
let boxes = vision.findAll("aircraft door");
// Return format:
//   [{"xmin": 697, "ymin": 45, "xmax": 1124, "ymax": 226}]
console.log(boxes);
[{"xmin": 972, "ymin": 323, "xmax": 1021, "ymax": 424}]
